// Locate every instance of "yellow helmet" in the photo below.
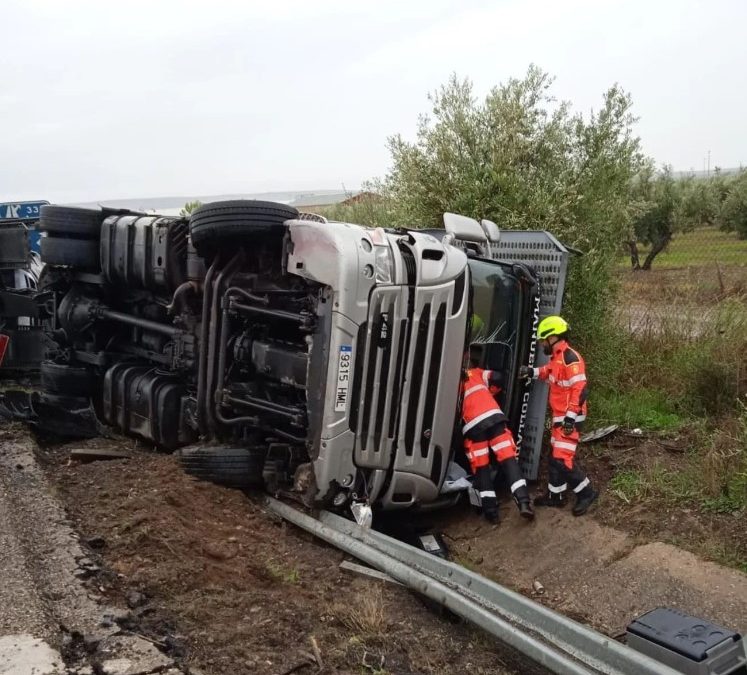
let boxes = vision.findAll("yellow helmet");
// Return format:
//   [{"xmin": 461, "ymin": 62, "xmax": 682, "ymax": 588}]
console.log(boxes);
[{"xmin": 537, "ymin": 315, "xmax": 569, "ymax": 340}]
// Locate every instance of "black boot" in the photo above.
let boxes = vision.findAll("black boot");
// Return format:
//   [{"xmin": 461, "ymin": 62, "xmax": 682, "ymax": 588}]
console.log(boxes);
[
  {"xmin": 518, "ymin": 501, "xmax": 535, "ymax": 520},
  {"xmin": 483, "ymin": 504, "xmax": 500, "ymax": 524},
  {"xmin": 500, "ymin": 458, "xmax": 533, "ymax": 520},
  {"xmin": 534, "ymin": 491, "xmax": 566, "ymax": 508},
  {"xmin": 572, "ymin": 488, "xmax": 599, "ymax": 516}
]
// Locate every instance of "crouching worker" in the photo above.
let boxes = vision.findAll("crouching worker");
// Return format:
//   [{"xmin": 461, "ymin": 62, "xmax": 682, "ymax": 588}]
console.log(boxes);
[
  {"xmin": 462, "ymin": 346, "xmax": 534, "ymax": 523},
  {"xmin": 519, "ymin": 316, "xmax": 598, "ymax": 516}
]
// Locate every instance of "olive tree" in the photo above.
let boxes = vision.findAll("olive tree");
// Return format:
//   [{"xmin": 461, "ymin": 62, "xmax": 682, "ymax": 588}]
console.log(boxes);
[
  {"xmin": 377, "ymin": 66, "xmax": 645, "ymax": 338},
  {"xmin": 719, "ymin": 170, "xmax": 747, "ymax": 239}
]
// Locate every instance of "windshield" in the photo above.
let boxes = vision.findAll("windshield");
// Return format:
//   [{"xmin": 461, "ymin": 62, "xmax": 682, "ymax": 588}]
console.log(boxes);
[{"xmin": 468, "ymin": 258, "xmax": 520, "ymax": 352}]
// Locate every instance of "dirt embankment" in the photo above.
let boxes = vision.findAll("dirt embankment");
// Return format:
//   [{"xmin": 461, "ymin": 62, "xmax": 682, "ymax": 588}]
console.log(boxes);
[
  {"xmin": 19, "ymin": 424, "xmax": 747, "ymax": 675},
  {"xmin": 38, "ymin": 434, "xmax": 535, "ymax": 675},
  {"xmin": 436, "ymin": 431, "xmax": 747, "ymax": 638}
]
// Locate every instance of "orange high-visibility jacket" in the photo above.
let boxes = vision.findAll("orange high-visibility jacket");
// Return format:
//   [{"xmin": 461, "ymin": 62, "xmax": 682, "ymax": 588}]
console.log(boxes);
[
  {"xmin": 461, "ymin": 368, "xmax": 507, "ymax": 436},
  {"xmin": 535, "ymin": 339, "xmax": 588, "ymax": 423}
]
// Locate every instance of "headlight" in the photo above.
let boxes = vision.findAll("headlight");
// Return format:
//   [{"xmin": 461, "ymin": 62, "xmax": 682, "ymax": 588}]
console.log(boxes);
[{"xmin": 374, "ymin": 245, "xmax": 394, "ymax": 284}]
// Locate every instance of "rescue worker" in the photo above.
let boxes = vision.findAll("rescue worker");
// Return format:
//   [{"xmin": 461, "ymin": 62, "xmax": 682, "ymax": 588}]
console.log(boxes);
[
  {"xmin": 462, "ymin": 345, "xmax": 534, "ymax": 523},
  {"xmin": 519, "ymin": 316, "xmax": 599, "ymax": 516}
]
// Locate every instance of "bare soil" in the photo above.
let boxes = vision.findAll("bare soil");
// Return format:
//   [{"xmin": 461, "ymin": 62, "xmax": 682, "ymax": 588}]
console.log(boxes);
[
  {"xmin": 12, "ymin": 422, "xmax": 746, "ymax": 674},
  {"xmin": 582, "ymin": 432, "xmax": 747, "ymax": 571},
  {"xmin": 435, "ymin": 430, "xmax": 747, "ymax": 638},
  {"xmin": 35, "ymin": 434, "xmax": 535, "ymax": 675}
]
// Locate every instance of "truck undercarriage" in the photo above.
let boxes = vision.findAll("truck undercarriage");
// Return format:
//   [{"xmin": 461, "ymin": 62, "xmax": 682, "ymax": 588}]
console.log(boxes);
[{"xmin": 0, "ymin": 200, "xmax": 569, "ymax": 512}]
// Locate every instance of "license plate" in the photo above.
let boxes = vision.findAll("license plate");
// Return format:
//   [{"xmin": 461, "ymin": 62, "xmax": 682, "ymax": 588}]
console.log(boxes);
[
  {"xmin": 0, "ymin": 334, "xmax": 9, "ymax": 367},
  {"xmin": 334, "ymin": 345, "xmax": 353, "ymax": 412}
]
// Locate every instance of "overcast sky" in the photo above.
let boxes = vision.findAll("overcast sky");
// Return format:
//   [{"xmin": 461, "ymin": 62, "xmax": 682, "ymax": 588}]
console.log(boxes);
[{"xmin": 2, "ymin": 0, "xmax": 745, "ymax": 204}]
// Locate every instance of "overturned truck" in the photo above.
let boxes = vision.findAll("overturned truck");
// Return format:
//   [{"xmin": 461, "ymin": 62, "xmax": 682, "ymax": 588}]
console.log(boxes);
[{"xmin": 23, "ymin": 201, "xmax": 568, "ymax": 510}]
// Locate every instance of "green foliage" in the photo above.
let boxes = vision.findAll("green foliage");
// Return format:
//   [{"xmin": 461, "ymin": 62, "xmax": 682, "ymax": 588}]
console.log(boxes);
[
  {"xmin": 378, "ymin": 66, "xmax": 644, "ymax": 346},
  {"xmin": 609, "ymin": 470, "xmax": 645, "ymax": 502},
  {"xmin": 719, "ymin": 170, "xmax": 747, "ymax": 239},
  {"xmin": 180, "ymin": 200, "xmax": 202, "ymax": 216},
  {"xmin": 626, "ymin": 167, "xmax": 747, "ymax": 269},
  {"xmin": 591, "ymin": 388, "xmax": 685, "ymax": 431}
]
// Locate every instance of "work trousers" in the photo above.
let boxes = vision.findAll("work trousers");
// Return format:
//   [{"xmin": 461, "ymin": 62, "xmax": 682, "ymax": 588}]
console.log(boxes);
[
  {"xmin": 547, "ymin": 424, "xmax": 592, "ymax": 498},
  {"xmin": 465, "ymin": 429, "xmax": 530, "ymax": 517}
]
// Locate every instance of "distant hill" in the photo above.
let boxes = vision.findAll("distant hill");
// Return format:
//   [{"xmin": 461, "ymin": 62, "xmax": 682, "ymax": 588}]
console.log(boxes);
[{"xmin": 671, "ymin": 167, "xmax": 744, "ymax": 179}]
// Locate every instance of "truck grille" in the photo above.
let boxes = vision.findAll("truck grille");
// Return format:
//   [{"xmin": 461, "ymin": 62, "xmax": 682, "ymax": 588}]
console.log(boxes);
[
  {"xmin": 352, "ymin": 269, "xmax": 469, "ymax": 487},
  {"xmin": 392, "ymin": 279, "xmax": 468, "ymax": 485},
  {"xmin": 351, "ymin": 286, "xmax": 408, "ymax": 470}
]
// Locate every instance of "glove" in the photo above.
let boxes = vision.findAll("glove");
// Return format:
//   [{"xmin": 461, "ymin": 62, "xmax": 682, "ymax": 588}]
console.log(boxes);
[
  {"xmin": 562, "ymin": 416, "xmax": 575, "ymax": 435},
  {"xmin": 518, "ymin": 366, "xmax": 533, "ymax": 381}
]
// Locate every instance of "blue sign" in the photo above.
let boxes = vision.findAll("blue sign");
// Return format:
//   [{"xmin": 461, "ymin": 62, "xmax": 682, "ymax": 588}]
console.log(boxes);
[{"xmin": 0, "ymin": 200, "xmax": 49, "ymax": 221}]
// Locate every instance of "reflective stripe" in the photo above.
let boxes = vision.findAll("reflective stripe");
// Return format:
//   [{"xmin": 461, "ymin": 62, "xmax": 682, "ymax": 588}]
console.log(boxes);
[
  {"xmin": 510, "ymin": 479, "xmax": 527, "ymax": 493},
  {"xmin": 548, "ymin": 483, "xmax": 567, "ymax": 493},
  {"xmin": 573, "ymin": 477, "xmax": 590, "ymax": 493},
  {"xmin": 479, "ymin": 490, "xmax": 496, "ymax": 498},
  {"xmin": 468, "ymin": 447, "xmax": 490, "ymax": 458},
  {"xmin": 553, "ymin": 440, "xmax": 577, "ymax": 452},
  {"xmin": 548, "ymin": 374, "xmax": 556, "ymax": 384},
  {"xmin": 565, "ymin": 410, "xmax": 578, "ymax": 420},
  {"xmin": 554, "ymin": 374, "xmax": 587, "ymax": 388},
  {"xmin": 565, "ymin": 374, "xmax": 587, "ymax": 386},
  {"xmin": 463, "ymin": 409, "xmax": 501, "ymax": 433},
  {"xmin": 464, "ymin": 384, "xmax": 489, "ymax": 398},
  {"xmin": 553, "ymin": 413, "xmax": 586, "ymax": 424},
  {"xmin": 482, "ymin": 370, "xmax": 491, "ymax": 386},
  {"xmin": 491, "ymin": 439, "xmax": 514, "ymax": 451},
  {"xmin": 531, "ymin": 368, "xmax": 539, "ymax": 379}
]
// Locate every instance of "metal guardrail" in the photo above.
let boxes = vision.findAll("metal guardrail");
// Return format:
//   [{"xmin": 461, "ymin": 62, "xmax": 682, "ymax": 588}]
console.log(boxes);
[{"xmin": 266, "ymin": 499, "xmax": 680, "ymax": 675}]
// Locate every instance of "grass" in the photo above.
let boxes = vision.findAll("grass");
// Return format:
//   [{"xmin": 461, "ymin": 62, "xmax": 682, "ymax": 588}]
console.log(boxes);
[
  {"xmin": 617, "ymin": 227, "xmax": 747, "ymax": 270},
  {"xmin": 266, "ymin": 560, "xmax": 301, "ymax": 584},
  {"xmin": 335, "ymin": 584, "xmax": 388, "ymax": 639},
  {"xmin": 608, "ymin": 409, "xmax": 747, "ymax": 515},
  {"xmin": 591, "ymin": 388, "xmax": 686, "ymax": 431}
]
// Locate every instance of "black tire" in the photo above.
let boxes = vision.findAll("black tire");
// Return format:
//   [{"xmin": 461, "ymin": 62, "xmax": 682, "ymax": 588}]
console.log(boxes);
[
  {"xmin": 39, "ymin": 206, "xmax": 104, "ymax": 238},
  {"xmin": 40, "ymin": 237, "xmax": 100, "ymax": 269},
  {"xmin": 177, "ymin": 446, "xmax": 265, "ymax": 489},
  {"xmin": 189, "ymin": 200, "xmax": 298, "ymax": 248},
  {"xmin": 40, "ymin": 361, "xmax": 97, "ymax": 396}
]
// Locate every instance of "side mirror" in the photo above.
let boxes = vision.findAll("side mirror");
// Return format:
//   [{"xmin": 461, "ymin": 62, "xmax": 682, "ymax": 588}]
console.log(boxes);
[
  {"xmin": 480, "ymin": 219, "xmax": 500, "ymax": 243},
  {"xmin": 443, "ymin": 213, "xmax": 487, "ymax": 243}
]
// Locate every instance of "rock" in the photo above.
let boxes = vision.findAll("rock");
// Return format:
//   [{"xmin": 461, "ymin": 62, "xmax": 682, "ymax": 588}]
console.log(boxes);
[
  {"xmin": 125, "ymin": 591, "xmax": 148, "ymax": 609},
  {"xmin": 0, "ymin": 634, "xmax": 65, "ymax": 674},
  {"xmin": 74, "ymin": 565, "xmax": 100, "ymax": 579},
  {"xmin": 85, "ymin": 535, "xmax": 107, "ymax": 550},
  {"xmin": 97, "ymin": 635, "xmax": 172, "ymax": 675},
  {"xmin": 100, "ymin": 608, "xmax": 130, "ymax": 628}
]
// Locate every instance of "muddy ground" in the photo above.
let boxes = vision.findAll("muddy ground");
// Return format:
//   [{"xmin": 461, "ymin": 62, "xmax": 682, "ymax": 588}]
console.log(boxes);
[
  {"xmin": 4, "ymin": 421, "xmax": 745, "ymax": 674},
  {"xmin": 435, "ymin": 430, "xmax": 747, "ymax": 638},
  {"xmin": 32, "ymin": 432, "xmax": 538, "ymax": 675}
]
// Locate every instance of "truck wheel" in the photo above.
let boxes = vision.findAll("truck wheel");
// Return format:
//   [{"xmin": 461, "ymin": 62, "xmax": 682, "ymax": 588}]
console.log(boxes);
[
  {"xmin": 189, "ymin": 200, "xmax": 299, "ymax": 249},
  {"xmin": 40, "ymin": 361, "xmax": 96, "ymax": 396},
  {"xmin": 177, "ymin": 446, "xmax": 265, "ymax": 489},
  {"xmin": 41, "ymin": 237, "xmax": 100, "ymax": 270},
  {"xmin": 39, "ymin": 206, "xmax": 105, "ymax": 238}
]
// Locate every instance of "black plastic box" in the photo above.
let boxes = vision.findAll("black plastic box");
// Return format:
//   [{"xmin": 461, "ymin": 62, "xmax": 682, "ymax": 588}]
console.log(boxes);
[{"xmin": 627, "ymin": 608, "xmax": 746, "ymax": 675}]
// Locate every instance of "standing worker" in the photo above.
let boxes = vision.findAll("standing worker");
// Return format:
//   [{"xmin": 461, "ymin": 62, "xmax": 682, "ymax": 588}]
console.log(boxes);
[
  {"xmin": 520, "ymin": 316, "xmax": 598, "ymax": 516},
  {"xmin": 462, "ymin": 345, "xmax": 534, "ymax": 523}
]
